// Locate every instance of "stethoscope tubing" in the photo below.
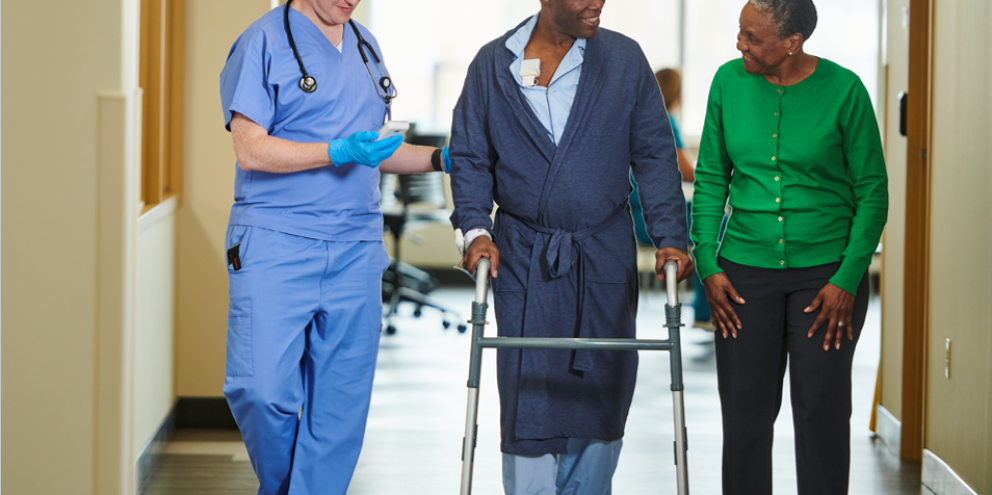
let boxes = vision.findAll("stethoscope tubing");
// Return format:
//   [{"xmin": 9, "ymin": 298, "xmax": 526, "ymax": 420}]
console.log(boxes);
[{"xmin": 283, "ymin": 0, "xmax": 396, "ymax": 108}]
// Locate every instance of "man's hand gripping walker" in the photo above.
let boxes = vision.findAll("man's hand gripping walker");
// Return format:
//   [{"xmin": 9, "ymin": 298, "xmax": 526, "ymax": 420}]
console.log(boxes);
[{"xmin": 458, "ymin": 259, "xmax": 690, "ymax": 494}]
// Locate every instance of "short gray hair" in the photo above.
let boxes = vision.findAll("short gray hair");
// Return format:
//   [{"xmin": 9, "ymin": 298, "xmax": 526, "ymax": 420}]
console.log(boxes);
[{"xmin": 749, "ymin": 0, "xmax": 818, "ymax": 41}]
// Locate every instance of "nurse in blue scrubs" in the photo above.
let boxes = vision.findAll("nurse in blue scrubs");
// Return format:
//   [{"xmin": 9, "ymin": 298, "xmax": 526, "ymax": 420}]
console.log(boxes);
[{"xmin": 219, "ymin": 1, "xmax": 449, "ymax": 493}]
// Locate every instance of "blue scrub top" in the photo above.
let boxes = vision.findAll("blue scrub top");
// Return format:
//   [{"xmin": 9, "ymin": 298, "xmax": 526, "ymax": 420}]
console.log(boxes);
[{"xmin": 220, "ymin": 7, "xmax": 389, "ymax": 241}]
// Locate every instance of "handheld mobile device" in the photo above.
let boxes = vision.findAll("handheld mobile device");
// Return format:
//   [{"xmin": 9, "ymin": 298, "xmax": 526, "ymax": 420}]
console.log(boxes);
[{"xmin": 376, "ymin": 120, "xmax": 410, "ymax": 141}]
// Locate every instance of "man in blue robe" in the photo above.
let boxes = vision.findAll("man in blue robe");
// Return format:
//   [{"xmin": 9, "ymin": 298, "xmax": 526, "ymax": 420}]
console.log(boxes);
[{"xmin": 449, "ymin": 0, "xmax": 694, "ymax": 492}]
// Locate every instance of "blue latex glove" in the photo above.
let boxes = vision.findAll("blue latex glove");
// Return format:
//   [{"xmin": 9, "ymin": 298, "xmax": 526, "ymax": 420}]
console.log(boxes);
[
  {"xmin": 442, "ymin": 146, "xmax": 452, "ymax": 174},
  {"xmin": 327, "ymin": 131, "xmax": 404, "ymax": 168}
]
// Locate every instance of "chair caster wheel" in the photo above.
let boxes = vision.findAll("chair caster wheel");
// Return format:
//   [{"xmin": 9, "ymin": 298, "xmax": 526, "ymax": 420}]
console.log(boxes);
[
  {"xmin": 385, "ymin": 325, "xmax": 397, "ymax": 335},
  {"xmin": 457, "ymin": 324, "xmax": 467, "ymax": 333},
  {"xmin": 442, "ymin": 320, "xmax": 451, "ymax": 329}
]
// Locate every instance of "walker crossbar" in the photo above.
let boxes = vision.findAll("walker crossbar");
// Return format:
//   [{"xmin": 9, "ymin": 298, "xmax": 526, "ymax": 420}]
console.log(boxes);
[
  {"xmin": 459, "ymin": 259, "xmax": 689, "ymax": 495},
  {"xmin": 477, "ymin": 337, "xmax": 676, "ymax": 351}
]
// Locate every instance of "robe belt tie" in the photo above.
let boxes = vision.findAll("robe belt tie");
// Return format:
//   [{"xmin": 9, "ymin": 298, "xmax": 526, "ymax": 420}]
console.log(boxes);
[
  {"xmin": 506, "ymin": 206, "xmax": 629, "ymax": 371},
  {"xmin": 513, "ymin": 206, "xmax": 628, "ymax": 280}
]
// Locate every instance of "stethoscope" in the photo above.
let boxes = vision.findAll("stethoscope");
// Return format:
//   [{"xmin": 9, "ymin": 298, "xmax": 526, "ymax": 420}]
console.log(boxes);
[{"xmin": 283, "ymin": 0, "xmax": 397, "ymax": 113}]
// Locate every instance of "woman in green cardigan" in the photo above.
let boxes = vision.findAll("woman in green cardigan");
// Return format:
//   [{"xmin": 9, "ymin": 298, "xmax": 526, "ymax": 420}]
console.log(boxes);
[{"xmin": 691, "ymin": 0, "xmax": 888, "ymax": 493}]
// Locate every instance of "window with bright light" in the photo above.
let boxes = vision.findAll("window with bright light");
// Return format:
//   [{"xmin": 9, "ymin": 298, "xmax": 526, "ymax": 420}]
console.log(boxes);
[
  {"xmin": 369, "ymin": 0, "xmax": 879, "ymax": 141},
  {"xmin": 369, "ymin": 0, "xmax": 682, "ymax": 135}
]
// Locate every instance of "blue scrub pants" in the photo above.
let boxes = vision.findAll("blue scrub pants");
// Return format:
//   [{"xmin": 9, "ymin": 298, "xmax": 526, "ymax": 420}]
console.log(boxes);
[
  {"xmin": 223, "ymin": 226, "xmax": 389, "ymax": 495},
  {"xmin": 502, "ymin": 439, "xmax": 623, "ymax": 495}
]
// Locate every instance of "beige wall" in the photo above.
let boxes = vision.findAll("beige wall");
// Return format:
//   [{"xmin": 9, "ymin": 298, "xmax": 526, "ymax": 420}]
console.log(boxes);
[
  {"xmin": 924, "ymin": 0, "xmax": 992, "ymax": 491},
  {"xmin": 1, "ymin": 0, "xmax": 139, "ymax": 492},
  {"xmin": 176, "ymin": 0, "xmax": 272, "ymax": 397},
  {"xmin": 135, "ymin": 201, "xmax": 178, "ymax": 455},
  {"xmin": 880, "ymin": 0, "xmax": 911, "ymax": 421}
]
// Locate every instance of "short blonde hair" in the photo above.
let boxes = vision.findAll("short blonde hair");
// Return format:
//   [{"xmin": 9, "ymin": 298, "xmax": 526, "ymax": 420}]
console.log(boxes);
[{"xmin": 655, "ymin": 69, "xmax": 681, "ymax": 111}]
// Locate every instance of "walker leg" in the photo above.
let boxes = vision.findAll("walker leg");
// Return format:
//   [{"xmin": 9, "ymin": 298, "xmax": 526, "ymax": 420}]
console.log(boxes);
[
  {"xmin": 663, "ymin": 261, "xmax": 689, "ymax": 494},
  {"xmin": 461, "ymin": 261, "xmax": 490, "ymax": 495},
  {"xmin": 673, "ymin": 390, "xmax": 689, "ymax": 495},
  {"xmin": 460, "ymin": 387, "xmax": 480, "ymax": 495}
]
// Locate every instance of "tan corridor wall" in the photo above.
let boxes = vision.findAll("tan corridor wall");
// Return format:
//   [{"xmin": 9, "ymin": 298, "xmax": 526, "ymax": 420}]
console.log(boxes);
[
  {"xmin": 176, "ymin": 0, "xmax": 270, "ymax": 397},
  {"xmin": 175, "ymin": 1, "xmax": 374, "ymax": 396},
  {"xmin": 1, "ymin": 0, "xmax": 132, "ymax": 492},
  {"xmin": 880, "ymin": 0, "xmax": 910, "ymax": 421},
  {"xmin": 923, "ymin": 0, "xmax": 992, "ymax": 491}
]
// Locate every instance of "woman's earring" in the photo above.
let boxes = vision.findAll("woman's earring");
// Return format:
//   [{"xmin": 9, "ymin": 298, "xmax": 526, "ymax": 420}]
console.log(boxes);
[{"xmin": 788, "ymin": 52, "xmax": 793, "ymax": 56}]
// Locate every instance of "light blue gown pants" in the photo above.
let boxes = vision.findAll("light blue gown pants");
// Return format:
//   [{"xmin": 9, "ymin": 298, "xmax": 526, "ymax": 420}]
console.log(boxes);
[
  {"xmin": 223, "ymin": 226, "xmax": 389, "ymax": 495},
  {"xmin": 502, "ymin": 439, "xmax": 623, "ymax": 495}
]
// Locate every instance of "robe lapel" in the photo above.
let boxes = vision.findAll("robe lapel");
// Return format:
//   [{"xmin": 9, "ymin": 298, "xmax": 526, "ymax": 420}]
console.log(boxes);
[
  {"xmin": 494, "ymin": 39, "xmax": 556, "ymax": 165},
  {"xmin": 536, "ymin": 34, "xmax": 609, "ymax": 222}
]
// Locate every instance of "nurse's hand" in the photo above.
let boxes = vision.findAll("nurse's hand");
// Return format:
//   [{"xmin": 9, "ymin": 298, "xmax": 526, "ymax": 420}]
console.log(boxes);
[
  {"xmin": 465, "ymin": 237, "xmax": 499, "ymax": 279},
  {"xmin": 327, "ymin": 131, "xmax": 404, "ymax": 168},
  {"xmin": 442, "ymin": 146, "xmax": 452, "ymax": 173}
]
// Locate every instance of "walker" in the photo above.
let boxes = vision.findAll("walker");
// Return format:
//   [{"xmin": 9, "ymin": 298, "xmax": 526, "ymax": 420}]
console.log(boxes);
[{"xmin": 459, "ymin": 259, "xmax": 690, "ymax": 494}]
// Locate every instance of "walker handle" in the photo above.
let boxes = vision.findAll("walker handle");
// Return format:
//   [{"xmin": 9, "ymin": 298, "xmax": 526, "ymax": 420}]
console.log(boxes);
[
  {"xmin": 664, "ymin": 260, "xmax": 679, "ymax": 307},
  {"xmin": 474, "ymin": 258, "xmax": 491, "ymax": 304}
]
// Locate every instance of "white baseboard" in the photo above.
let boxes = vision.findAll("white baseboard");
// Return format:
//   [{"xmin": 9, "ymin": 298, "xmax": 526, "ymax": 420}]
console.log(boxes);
[
  {"xmin": 922, "ymin": 449, "xmax": 979, "ymax": 495},
  {"xmin": 875, "ymin": 404, "xmax": 901, "ymax": 456}
]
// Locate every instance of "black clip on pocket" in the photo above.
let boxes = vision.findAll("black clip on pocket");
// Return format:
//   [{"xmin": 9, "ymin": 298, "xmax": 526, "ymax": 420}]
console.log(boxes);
[{"xmin": 227, "ymin": 243, "xmax": 242, "ymax": 271}]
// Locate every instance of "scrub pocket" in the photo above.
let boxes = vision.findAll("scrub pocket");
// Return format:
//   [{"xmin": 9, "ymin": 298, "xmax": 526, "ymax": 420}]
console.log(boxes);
[
  {"xmin": 226, "ymin": 313, "xmax": 253, "ymax": 377},
  {"xmin": 225, "ymin": 225, "xmax": 253, "ymax": 377}
]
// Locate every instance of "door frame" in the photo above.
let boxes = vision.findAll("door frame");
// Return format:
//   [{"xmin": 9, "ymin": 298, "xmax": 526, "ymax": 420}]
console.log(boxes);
[{"xmin": 899, "ymin": 0, "xmax": 933, "ymax": 462}]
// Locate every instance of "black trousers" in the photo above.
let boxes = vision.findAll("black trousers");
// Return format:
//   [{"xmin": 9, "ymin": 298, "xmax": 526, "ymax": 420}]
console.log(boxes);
[{"xmin": 715, "ymin": 257, "xmax": 869, "ymax": 495}]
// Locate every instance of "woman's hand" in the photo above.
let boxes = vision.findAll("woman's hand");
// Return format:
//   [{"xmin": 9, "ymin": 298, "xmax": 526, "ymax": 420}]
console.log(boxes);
[
  {"xmin": 805, "ymin": 283, "xmax": 855, "ymax": 351},
  {"xmin": 464, "ymin": 236, "xmax": 500, "ymax": 278},
  {"xmin": 702, "ymin": 273, "xmax": 745, "ymax": 339}
]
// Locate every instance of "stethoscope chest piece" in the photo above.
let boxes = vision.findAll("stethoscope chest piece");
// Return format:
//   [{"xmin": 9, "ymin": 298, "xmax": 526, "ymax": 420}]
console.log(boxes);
[
  {"xmin": 284, "ymin": 0, "xmax": 395, "ymax": 105},
  {"xmin": 299, "ymin": 75, "xmax": 317, "ymax": 93}
]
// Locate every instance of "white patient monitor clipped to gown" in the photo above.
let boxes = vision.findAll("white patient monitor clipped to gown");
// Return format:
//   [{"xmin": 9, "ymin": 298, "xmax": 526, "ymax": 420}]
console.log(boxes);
[{"xmin": 520, "ymin": 59, "xmax": 541, "ymax": 88}]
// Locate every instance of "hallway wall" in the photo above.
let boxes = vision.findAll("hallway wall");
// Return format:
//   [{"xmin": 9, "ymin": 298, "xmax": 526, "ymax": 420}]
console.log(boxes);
[
  {"xmin": 1, "ymin": 0, "xmax": 137, "ymax": 492},
  {"xmin": 176, "ymin": 0, "xmax": 269, "ymax": 397},
  {"xmin": 135, "ymin": 201, "xmax": 178, "ymax": 455},
  {"xmin": 880, "ymin": 0, "xmax": 910, "ymax": 422},
  {"xmin": 924, "ymin": 0, "xmax": 992, "ymax": 491}
]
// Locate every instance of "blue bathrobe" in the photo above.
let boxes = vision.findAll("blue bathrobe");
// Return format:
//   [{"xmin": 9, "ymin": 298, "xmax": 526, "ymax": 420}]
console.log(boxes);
[{"xmin": 449, "ymin": 23, "xmax": 688, "ymax": 456}]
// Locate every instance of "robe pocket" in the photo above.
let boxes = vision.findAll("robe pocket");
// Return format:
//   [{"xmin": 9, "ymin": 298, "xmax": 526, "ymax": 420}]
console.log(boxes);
[
  {"xmin": 492, "ymin": 231, "xmax": 532, "ymax": 293},
  {"xmin": 584, "ymin": 252, "xmax": 636, "ymax": 284},
  {"xmin": 582, "ymin": 282, "xmax": 636, "ymax": 339},
  {"xmin": 583, "ymin": 232, "xmax": 637, "ymax": 284},
  {"xmin": 225, "ymin": 313, "xmax": 253, "ymax": 377}
]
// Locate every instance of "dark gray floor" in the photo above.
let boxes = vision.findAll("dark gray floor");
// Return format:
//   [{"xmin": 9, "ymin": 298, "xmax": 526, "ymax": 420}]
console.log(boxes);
[{"xmin": 143, "ymin": 286, "xmax": 929, "ymax": 494}]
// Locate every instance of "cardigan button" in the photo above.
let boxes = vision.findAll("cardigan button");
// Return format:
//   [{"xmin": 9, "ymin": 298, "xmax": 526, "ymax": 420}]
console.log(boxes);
[
  {"xmin": 778, "ymin": 216, "xmax": 783, "ymax": 222},
  {"xmin": 780, "ymin": 260, "xmax": 786, "ymax": 266}
]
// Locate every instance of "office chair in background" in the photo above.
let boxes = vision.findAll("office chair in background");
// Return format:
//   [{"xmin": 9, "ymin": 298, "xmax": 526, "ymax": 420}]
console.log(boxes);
[{"xmin": 380, "ymin": 133, "xmax": 466, "ymax": 335}]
